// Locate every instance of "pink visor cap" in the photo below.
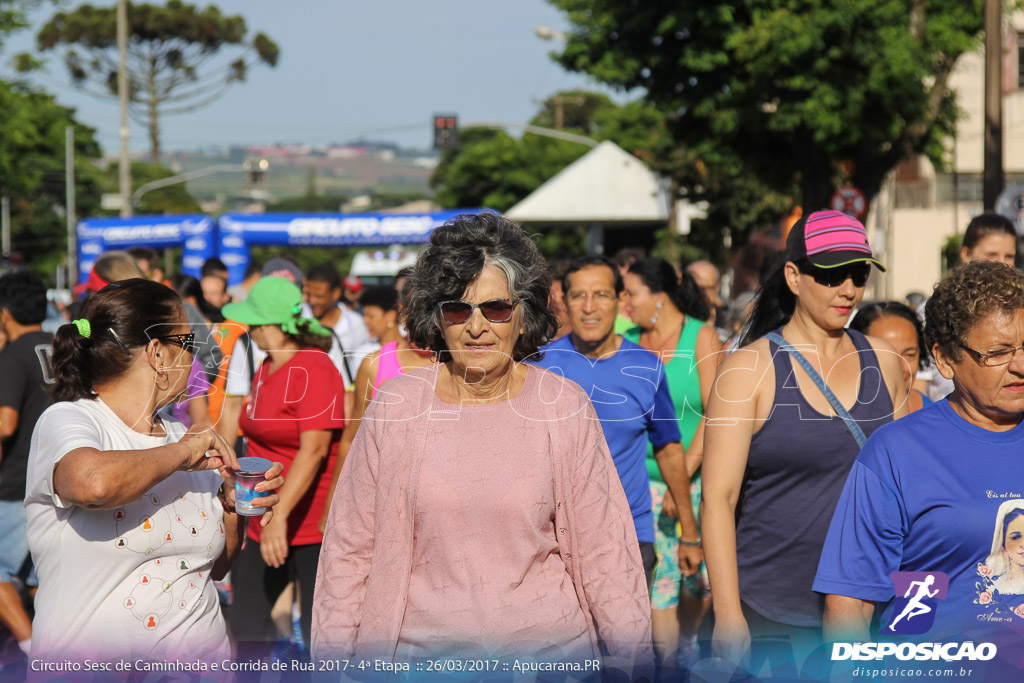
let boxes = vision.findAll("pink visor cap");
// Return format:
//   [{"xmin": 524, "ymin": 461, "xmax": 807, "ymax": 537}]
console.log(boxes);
[{"xmin": 786, "ymin": 210, "xmax": 886, "ymax": 271}]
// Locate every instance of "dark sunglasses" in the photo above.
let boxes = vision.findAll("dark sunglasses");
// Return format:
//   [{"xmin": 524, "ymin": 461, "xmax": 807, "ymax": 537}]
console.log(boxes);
[
  {"xmin": 157, "ymin": 333, "xmax": 196, "ymax": 353},
  {"xmin": 798, "ymin": 262, "xmax": 871, "ymax": 288},
  {"xmin": 437, "ymin": 298, "xmax": 520, "ymax": 324}
]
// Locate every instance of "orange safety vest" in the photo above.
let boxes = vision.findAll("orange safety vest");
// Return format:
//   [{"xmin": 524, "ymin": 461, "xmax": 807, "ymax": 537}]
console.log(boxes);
[{"xmin": 207, "ymin": 320, "xmax": 249, "ymax": 425}]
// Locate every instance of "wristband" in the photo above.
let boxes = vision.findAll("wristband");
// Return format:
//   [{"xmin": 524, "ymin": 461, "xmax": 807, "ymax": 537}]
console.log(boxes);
[
  {"xmin": 679, "ymin": 534, "xmax": 702, "ymax": 547},
  {"xmin": 217, "ymin": 483, "xmax": 236, "ymax": 514}
]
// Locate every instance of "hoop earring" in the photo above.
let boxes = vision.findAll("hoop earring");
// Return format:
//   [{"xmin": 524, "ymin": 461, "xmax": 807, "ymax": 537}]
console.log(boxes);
[{"xmin": 651, "ymin": 301, "xmax": 663, "ymax": 326}]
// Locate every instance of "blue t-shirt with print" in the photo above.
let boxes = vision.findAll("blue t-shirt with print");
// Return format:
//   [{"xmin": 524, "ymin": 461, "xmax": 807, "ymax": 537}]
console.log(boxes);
[
  {"xmin": 532, "ymin": 335, "xmax": 681, "ymax": 543},
  {"xmin": 813, "ymin": 399, "xmax": 1024, "ymax": 655}
]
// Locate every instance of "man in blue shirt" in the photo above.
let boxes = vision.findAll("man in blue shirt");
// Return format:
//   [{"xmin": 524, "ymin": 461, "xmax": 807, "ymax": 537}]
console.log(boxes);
[{"xmin": 533, "ymin": 256, "xmax": 701, "ymax": 587}]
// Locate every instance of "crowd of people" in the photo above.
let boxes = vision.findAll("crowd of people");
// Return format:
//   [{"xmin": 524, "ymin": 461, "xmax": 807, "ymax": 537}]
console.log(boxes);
[{"xmin": 0, "ymin": 209, "xmax": 1023, "ymax": 681}]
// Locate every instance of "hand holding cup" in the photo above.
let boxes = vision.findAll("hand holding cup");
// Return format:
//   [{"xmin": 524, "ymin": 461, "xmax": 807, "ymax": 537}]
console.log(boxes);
[{"xmin": 227, "ymin": 457, "xmax": 284, "ymax": 527}]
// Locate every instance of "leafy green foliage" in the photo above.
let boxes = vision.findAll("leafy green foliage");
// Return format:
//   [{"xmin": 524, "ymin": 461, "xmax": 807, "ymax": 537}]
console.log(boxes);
[
  {"xmin": 431, "ymin": 91, "xmax": 671, "ymax": 214},
  {"xmin": 431, "ymin": 128, "xmax": 559, "ymax": 212},
  {"xmin": 549, "ymin": 0, "xmax": 985, "ymax": 213},
  {"xmin": 431, "ymin": 89, "xmax": 788, "ymax": 261},
  {"xmin": 0, "ymin": 0, "xmax": 43, "ymax": 52},
  {"xmin": 0, "ymin": 79, "xmax": 103, "ymax": 283},
  {"xmin": 942, "ymin": 233, "xmax": 962, "ymax": 273},
  {"xmin": 33, "ymin": 0, "xmax": 279, "ymax": 161},
  {"xmin": 532, "ymin": 225, "xmax": 589, "ymax": 259}
]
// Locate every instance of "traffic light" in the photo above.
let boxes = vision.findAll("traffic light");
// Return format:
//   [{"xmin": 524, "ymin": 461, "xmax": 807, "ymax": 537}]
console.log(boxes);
[
  {"xmin": 433, "ymin": 114, "xmax": 459, "ymax": 150},
  {"xmin": 244, "ymin": 157, "xmax": 269, "ymax": 188}
]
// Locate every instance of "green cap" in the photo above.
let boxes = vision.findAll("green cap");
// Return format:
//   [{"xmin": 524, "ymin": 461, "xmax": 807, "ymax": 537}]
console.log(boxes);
[
  {"xmin": 223, "ymin": 276, "xmax": 301, "ymax": 325},
  {"xmin": 222, "ymin": 276, "xmax": 331, "ymax": 337}
]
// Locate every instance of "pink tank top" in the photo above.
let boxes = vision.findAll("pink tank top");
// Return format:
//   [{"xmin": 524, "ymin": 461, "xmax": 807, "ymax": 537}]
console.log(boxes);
[{"xmin": 372, "ymin": 340, "xmax": 404, "ymax": 397}]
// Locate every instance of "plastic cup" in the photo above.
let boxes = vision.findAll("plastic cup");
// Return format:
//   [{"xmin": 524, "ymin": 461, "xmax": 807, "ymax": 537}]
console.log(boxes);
[{"xmin": 231, "ymin": 456, "xmax": 273, "ymax": 516}]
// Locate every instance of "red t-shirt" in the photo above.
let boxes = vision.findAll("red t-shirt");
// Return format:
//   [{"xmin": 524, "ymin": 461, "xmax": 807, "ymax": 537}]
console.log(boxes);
[{"xmin": 239, "ymin": 348, "xmax": 344, "ymax": 546}]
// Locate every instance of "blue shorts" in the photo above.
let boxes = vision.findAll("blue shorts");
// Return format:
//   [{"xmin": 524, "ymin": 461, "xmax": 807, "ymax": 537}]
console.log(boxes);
[{"xmin": 0, "ymin": 499, "xmax": 36, "ymax": 586}]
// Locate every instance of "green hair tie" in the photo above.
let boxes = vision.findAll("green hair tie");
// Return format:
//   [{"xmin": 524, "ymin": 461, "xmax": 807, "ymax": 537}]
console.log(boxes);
[
  {"xmin": 72, "ymin": 319, "xmax": 91, "ymax": 339},
  {"xmin": 280, "ymin": 316, "xmax": 331, "ymax": 337}
]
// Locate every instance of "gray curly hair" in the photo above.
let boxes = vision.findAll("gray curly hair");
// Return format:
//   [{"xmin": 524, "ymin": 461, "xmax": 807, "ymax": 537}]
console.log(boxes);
[{"xmin": 402, "ymin": 213, "xmax": 557, "ymax": 362}]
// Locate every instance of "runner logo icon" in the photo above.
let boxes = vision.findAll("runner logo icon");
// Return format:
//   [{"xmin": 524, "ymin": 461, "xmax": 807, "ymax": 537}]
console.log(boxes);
[{"xmin": 885, "ymin": 571, "xmax": 949, "ymax": 635}]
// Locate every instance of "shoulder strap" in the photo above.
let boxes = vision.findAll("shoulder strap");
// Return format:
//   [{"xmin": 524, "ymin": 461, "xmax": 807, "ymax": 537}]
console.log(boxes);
[
  {"xmin": 239, "ymin": 331, "xmax": 255, "ymax": 382},
  {"xmin": 764, "ymin": 332, "xmax": 867, "ymax": 449},
  {"xmin": 329, "ymin": 328, "xmax": 354, "ymax": 386}
]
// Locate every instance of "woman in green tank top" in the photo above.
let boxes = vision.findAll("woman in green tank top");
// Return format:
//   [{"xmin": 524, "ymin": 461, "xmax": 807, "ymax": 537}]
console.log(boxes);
[{"xmin": 623, "ymin": 258, "xmax": 722, "ymax": 671}]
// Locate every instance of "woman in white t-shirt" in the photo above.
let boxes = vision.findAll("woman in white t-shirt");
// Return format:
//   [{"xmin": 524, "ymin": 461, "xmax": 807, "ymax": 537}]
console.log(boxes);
[{"xmin": 24, "ymin": 278, "xmax": 284, "ymax": 666}]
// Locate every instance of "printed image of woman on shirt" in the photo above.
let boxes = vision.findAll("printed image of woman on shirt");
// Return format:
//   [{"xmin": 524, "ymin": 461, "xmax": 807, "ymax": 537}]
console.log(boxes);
[{"xmin": 976, "ymin": 500, "xmax": 1024, "ymax": 619}]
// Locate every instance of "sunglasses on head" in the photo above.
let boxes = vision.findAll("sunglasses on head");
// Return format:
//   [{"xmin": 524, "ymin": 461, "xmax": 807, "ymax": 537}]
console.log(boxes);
[
  {"xmin": 157, "ymin": 333, "xmax": 196, "ymax": 354},
  {"xmin": 798, "ymin": 262, "xmax": 871, "ymax": 288},
  {"xmin": 437, "ymin": 298, "xmax": 520, "ymax": 324}
]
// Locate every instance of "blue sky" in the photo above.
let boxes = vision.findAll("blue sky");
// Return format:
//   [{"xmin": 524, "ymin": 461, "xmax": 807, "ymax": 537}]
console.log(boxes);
[{"xmin": 3, "ymin": 0, "xmax": 624, "ymax": 154}]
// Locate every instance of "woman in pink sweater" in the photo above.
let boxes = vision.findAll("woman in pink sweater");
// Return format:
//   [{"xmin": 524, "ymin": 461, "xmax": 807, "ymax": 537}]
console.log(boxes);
[{"xmin": 313, "ymin": 214, "xmax": 653, "ymax": 674}]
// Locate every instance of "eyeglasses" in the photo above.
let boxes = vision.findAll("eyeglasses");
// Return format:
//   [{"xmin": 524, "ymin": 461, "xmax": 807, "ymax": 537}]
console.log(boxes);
[
  {"xmin": 566, "ymin": 290, "xmax": 618, "ymax": 305},
  {"xmin": 157, "ymin": 333, "xmax": 196, "ymax": 354},
  {"xmin": 799, "ymin": 262, "xmax": 871, "ymax": 288},
  {"xmin": 437, "ymin": 298, "xmax": 520, "ymax": 324},
  {"xmin": 959, "ymin": 342, "xmax": 1024, "ymax": 367}
]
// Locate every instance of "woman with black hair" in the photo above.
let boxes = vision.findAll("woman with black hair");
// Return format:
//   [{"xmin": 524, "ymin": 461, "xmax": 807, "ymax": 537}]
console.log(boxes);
[
  {"xmin": 701, "ymin": 211, "xmax": 907, "ymax": 667},
  {"xmin": 24, "ymin": 278, "xmax": 282, "ymax": 665},
  {"xmin": 959, "ymin": 212, "xmax": 1017, "ymax": 266},
  {"xmin": 916, "ymin": 213, "xmax": 1018, "ymax": 402},
  {"xmin": 850, "ymin": 301, "xmax": 932, "ymax": 414},
  {"xmin": 621, "ymin": 257, "xmax": 722, "ymax": 667}
]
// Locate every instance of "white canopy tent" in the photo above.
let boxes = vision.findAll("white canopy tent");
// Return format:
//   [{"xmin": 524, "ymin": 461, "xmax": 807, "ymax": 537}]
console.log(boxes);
[{"xmin": 505, "ymin": 140, "xmax": 706, "ymax": 252}]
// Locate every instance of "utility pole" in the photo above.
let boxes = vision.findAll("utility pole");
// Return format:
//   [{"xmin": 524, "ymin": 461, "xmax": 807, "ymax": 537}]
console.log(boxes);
[
  {"xmin": 66, "ymin": 126, "xmax": 77, "ymax": 288},
  {"xmin": 983, "ymin": 0, "xmax": 1004, "ymax": 210},
  {"xmin": 117, "ymin": 0, "xmax": 132, "ymax": 218}
]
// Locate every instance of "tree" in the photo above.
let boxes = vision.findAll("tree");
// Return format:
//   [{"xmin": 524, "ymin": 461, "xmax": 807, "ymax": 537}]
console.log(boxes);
[
  {"xmin": 549, "ymin": 0, "xmax": 984, "ymax": 212},
  {"xmin": 431, "ymin": 128, "xmax": 555, "ymax": 212},
  {"xmin": 33, "ymin": 0, "xmax": 279, "ymax": 162},
  {"xmin": 0, "ymin": 79, "xmax": 104, "ymax": 280},
  {"xmin": 431, "ymin": 91, "xmax": 652, "ymax": 213},
  {"xmin": 0, "ymin": 0, "xmax": 42, "ymax": 50},
  {"xmin": 0, "ymin": 2, "xmax": 106, "ymax": 281}
]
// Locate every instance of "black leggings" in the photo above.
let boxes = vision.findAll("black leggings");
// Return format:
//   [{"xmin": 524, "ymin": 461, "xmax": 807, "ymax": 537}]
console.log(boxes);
[
  {"xmin": 228, "ymin": 540, "xmax": 320, "ymax": 655},
  {"xmin": 639, "ymin": 541, "xmax": 657, "ymax": 592}
]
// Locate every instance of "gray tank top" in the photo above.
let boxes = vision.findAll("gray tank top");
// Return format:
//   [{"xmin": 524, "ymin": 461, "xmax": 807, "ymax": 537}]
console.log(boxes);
[{"xmin": 736, "ymin": 328, "xmax": 893, "ymax": 627}]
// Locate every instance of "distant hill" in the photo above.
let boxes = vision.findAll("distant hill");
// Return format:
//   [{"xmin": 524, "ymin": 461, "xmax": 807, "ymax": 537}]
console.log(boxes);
[{"xmin": 158, "ymin": 144, "xmax": 437, "ymax": 205}]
